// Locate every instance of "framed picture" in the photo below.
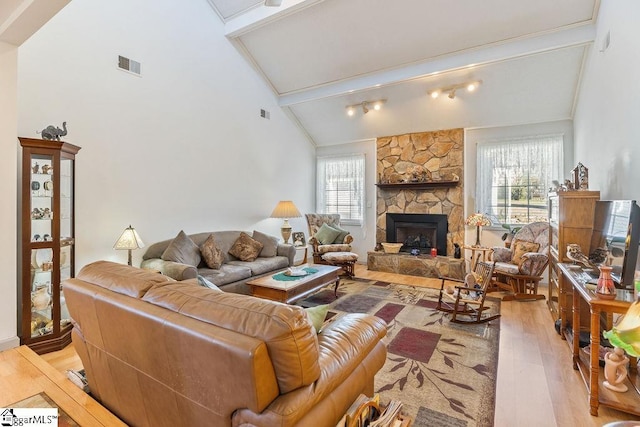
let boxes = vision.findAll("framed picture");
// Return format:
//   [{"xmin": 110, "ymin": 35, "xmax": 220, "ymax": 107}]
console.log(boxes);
[{"xmin": 292, "ymin": 232, "xmax": 306, "ymax": 247}]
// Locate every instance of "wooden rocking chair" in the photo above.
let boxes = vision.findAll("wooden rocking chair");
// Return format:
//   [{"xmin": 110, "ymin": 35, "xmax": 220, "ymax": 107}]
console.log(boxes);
[{"xmin": 437, "ymin": 261, "xmax": 501, "ymax": 324}]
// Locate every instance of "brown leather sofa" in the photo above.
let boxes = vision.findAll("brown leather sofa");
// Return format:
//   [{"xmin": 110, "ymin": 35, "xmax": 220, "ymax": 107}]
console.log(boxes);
[{"xmin": 64, "ymin": 261, "xmax": 387, "ymax": 427}]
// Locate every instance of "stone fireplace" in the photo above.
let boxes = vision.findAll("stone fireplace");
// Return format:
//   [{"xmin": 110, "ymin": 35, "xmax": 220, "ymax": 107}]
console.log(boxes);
[
  {"xmin": 368, "ymin": 128, "xmax": 466, "ymax": 279},
  {"xmin": 386, "ymin": 213, "xmax": 447, "ymax": 256},
  {"xmin": 375, "ymin": 128, "xmax": 464, "ymax": 255}
]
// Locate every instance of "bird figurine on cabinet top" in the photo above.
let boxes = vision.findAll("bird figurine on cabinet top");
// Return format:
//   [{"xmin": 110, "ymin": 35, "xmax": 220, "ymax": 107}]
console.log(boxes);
[
  {"xmin": 589, "ymin": 247, "xmax": 609, "ymax": 266},
  {"xmin": 566, "ymin": 243, "xmax": 592, "ymax": 267}
]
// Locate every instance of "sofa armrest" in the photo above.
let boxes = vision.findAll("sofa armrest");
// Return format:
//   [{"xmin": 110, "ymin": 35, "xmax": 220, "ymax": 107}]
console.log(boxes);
[
  {"xmin": 517, "ymin": 252, "xmax": 549, "ymax": 276},
  {"xmin": 343, "ymin": 234, "xmax": 354, "ymax": 245},
  {"xmin": 308, "ymin": 236, "xmax": 320, "ymax": 252},
  {"xmin": 277, "ymin": 243, "xmax": 296, "ymax": 266},
  {"xmin": 140, "ymin": 258, "xmax": 197, "ymax": 280}
]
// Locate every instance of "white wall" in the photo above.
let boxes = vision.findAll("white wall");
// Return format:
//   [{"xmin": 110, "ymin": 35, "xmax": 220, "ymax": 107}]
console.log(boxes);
[
  {"xmin": 464, "ymin": 120, "xmax": 574, "ymax": 248},
  {"xmin": 0, "ymin": 41, "xmax": 19, "ymax": 349},
  {"xmin": 17, "ymin": 0, "xmax": 316, "ymax": 274},
  {"xmin": 574, "ymin": 0, "xmax": 640, "ymax": 202},
  {"xmin": 316, "ymin": 140, "xmax": 377, "ymax": 262}
]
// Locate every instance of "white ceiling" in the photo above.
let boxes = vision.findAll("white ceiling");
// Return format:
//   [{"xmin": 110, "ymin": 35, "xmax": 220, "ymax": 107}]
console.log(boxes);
[
  {"xmin": 4, "ymin": 0, "xmax": 599, "ymax": 147},
  {"xmin": 208, "ymin": 0, "xmax": 600, "ymax": 146}
]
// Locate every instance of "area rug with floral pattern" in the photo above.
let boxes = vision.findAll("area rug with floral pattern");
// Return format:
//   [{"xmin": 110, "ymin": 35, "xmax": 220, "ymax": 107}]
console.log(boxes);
[{"xmin": 300, "ymin": 277, "xmax": 501, "ymax": 427}]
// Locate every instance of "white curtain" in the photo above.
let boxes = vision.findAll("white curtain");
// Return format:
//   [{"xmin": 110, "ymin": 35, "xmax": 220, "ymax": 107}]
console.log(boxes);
[
  {"xmin": 316, "ymin": 154, "xmax": 365, "ymax": 226},
  {"xmin": 476, "ymin": 134, "xmax": 563, "ymax": 224}
]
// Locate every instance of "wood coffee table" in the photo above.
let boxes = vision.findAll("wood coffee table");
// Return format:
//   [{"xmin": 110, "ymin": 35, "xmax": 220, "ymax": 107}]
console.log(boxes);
[{"xmin": 247, "ymin": 264, "xmax": 341, "ymax": 304}]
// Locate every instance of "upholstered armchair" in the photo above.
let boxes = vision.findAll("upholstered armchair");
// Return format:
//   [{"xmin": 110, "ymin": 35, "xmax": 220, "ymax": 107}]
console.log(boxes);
[
  {"xmin": 305, "ymin": 214, "xmax": 353, "ymax": 264},
  {"xmin": 489, "ymin": 221, "xmax": 549, "ymax": 301}
]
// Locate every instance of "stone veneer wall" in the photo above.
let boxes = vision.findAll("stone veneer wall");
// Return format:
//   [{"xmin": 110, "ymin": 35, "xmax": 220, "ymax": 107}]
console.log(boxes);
[{"xmin": 376, "ymin": 128, "xmax": 464, "ymax": 256}]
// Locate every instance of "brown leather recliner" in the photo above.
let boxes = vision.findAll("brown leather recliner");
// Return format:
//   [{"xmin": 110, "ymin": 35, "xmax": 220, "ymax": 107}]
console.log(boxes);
[{"xmin": 64, "ymin": 261, "xmax": 387, "ymax": 427}]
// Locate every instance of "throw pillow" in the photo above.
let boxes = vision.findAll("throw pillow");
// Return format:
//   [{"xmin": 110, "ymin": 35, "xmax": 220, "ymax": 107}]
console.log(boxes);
[
  {"xmin": 252, "ymin": 230, "xmax": 278, "ymax": 257},
  {"xmin": 197, "ymin": 275, "xmax": 221, "ymax": 291},
  {"xmin": 304, "ymin": 304, "xmax": 330, "ymax": 334},
  {"xmin": 512, "ymin": 240, "xmax": 541, "ymax": 264},
  {"xmin": 315, "ymin": 223, "xmax": 341, "ymax": 245},
  {"xmin": 332, "ymin": 226, "xmax": 350, "ymax": 244},
  {"xmin": 200, "ymin": 234, "xmax": 225, "ymax": 269},
  {"xmin": 161, "ymin": 230, "xmax": 201, "ymax": 266},
  {"xmin": 229, "ymin": 232, "xmax": 264, "ymax": 262}
]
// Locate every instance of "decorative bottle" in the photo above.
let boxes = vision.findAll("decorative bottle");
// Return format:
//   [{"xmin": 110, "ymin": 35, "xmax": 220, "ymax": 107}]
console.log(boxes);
[{"xmin": 595, "ymin": 265, "xmax": 616, "ymax": 300}]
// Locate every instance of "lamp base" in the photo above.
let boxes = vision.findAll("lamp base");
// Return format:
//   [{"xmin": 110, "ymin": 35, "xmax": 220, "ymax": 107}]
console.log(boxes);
[
  {"xmin": 281, "ymin": 219, "xmax": 292, "ymax": 244},
  {"xmin": 475, "ymin": 226, "xmax": 482, "ymax": 247}
]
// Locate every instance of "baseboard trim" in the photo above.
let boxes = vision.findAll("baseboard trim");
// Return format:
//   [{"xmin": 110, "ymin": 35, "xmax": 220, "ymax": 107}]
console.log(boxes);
[{"xmin": 0, "ymin": 336, "xmax": 20, "ymax": 352}]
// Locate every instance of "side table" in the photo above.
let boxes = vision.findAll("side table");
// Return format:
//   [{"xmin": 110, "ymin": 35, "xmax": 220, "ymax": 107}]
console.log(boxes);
[
  {"xmin": 463, "ymin": 245, "xmax": 491, "ymax": 271},
  {"xmin": 293, "ymin": 245, "xmax": 308, "ymax": 266}
]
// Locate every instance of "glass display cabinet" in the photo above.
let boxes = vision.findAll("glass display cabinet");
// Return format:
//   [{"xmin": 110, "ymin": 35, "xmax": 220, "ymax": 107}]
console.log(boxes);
[{"xmin": 19, "ymin": 137, "xmax": 80, "ymax": 354}]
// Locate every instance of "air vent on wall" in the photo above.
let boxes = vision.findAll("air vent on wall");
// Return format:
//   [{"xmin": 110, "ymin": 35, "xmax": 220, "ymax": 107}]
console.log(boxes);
[
  {"xmin": 118, "ymin": 55, "xmax": 141, "ymax": 75},
  {"xmin": 260, "ymin": 109, "xmax": 270, "ymax": 120}
]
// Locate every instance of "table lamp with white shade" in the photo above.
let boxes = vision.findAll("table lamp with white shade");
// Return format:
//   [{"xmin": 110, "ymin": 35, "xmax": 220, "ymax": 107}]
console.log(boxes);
[{"xmin": 114, "ymin": 225, "xmax": 145, "ymax": 266}]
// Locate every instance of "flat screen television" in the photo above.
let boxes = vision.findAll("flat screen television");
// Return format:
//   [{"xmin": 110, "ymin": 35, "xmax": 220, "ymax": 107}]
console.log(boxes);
[{"xmin": 589, "ymin": 200, "xmax": 640, "ymax": 289}]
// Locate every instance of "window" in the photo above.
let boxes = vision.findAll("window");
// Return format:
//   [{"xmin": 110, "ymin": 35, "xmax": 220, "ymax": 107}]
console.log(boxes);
[
  {"xmin": 316, "ymin": 154, "xmax": 365, "ymax": 225},
  {"xmin": 476, "ymin": 134, "xmax": 563, "ymax": 225}
]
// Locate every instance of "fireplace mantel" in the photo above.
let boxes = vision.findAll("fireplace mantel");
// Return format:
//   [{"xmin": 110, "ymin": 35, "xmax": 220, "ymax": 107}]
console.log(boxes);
[{"xmin": 376, "ymin": 180, "xmax": 459, "ymax": 190}]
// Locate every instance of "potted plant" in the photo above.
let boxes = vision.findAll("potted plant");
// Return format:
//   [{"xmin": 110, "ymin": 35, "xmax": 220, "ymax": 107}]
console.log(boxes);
[{"xmin": 501, "ymin": 224, "xmax": 522, "ymax": 248}]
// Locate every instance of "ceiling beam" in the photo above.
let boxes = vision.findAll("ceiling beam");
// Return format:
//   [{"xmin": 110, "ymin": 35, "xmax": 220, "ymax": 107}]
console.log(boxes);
[
  {"xmin": 0, "ymin": 0, "xmax": 70, "ymax": 45},
  {"xmin": 278, "ymin": 23, "xmax": 596, "ymax": 107},
  {"xmin": 224, "ymin": 0, "xmax": 323, "ymax": 38}
]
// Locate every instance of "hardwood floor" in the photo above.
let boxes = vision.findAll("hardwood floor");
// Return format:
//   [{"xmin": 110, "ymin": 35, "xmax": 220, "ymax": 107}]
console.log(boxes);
[{"xmin": 40, "ymin": 265, "xmax": 639, "ymax": 426}]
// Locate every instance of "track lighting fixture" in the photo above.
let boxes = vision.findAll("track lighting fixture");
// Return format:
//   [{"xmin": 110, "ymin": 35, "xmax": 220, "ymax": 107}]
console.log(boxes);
[
  {"xmin": 345, "ymin": 99, "xmax": 387, "ymax": 116},
  {"xmin": 428, "ymin": 80, "xmax": 482, "ymax": 100}
]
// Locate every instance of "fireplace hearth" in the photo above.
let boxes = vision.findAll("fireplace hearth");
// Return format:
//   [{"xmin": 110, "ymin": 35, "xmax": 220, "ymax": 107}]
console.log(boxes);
[{"xmin": 386, "ymin": 213, "xmax": 448, "ymax": 256}]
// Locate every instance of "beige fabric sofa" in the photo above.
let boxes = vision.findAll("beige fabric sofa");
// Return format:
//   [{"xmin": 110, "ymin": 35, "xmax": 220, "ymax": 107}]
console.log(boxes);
[
  {"xmin": 64, "ymin": 261, "xmax": 387, "ymax": 427},
  {"xmin": 141, "ymin": 230, "xmax": 295, "ymax": 294}
]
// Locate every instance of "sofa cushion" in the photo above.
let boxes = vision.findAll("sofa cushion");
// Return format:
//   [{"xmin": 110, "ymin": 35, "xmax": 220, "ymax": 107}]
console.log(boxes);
[
  {"xmin": 331, "ymin": 226, "xmax": 350, "ymax": 244},
  {"xmin": 494, "ymin": 261, "xmax": 520, "ymax": 275},
  {"xmin": 315, "ymin": 223, "xmax": 341, "ymax": 245},
  {"xmin": 227, "ymin": 256, "xmax": 290, "ymax": 276},
  {"xmin": 161, "ymin": 230, "xmax": 201, "ymax": 267},
  {"xmin": 141, "ymin": 283, "xmax": 321, "ymax": 394},
  {"xmin": 253, "ymin": 230, "xmax": 279, "ymax": 258},
  {"xmin": 198, "ymin": 264, "xmax": 252, "ymax": 286},
  {"xmin": 305, "ymin": 304, "xmax": 330, "ymax": 333},
  {"xmin": 512, "ymin": 240, "xmax": 540, "ymax": 264},
  {"xmin": 200, "ymin": 234, "xmax": 224, "ymax": 269},
  {"xmin": 229, "ymin": 232, "xmax": 263, "ymax": 262}
]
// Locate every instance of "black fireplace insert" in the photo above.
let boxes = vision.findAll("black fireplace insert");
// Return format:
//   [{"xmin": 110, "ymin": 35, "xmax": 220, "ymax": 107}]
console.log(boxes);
[{"xmin": 386, "ymin": 213, "xmax": 448, "ymax": 255}]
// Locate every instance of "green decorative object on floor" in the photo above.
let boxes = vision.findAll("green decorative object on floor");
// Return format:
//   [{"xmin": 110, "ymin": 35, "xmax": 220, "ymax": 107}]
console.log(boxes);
[{"xmin": 299, "ymin": 277, "xmax": 500, "ymax": 427}]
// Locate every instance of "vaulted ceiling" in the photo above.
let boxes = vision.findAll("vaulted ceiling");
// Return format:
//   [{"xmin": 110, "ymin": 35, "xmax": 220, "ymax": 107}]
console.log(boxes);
[{"xmin": 207, "ymin": 0, "xmax": 599, "ymax": 146}]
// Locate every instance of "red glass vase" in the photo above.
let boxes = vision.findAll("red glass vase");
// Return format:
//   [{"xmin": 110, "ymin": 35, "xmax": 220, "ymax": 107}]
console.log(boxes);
[{"xmin": 596, "ymin": 265, "xmax": 616, "ymax": 300}]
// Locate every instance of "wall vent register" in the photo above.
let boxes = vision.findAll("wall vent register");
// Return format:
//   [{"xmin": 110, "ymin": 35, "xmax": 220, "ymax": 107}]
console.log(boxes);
[{"xmin": 118, "ymin": 55, "xmax": 141, "ymax": 75}]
